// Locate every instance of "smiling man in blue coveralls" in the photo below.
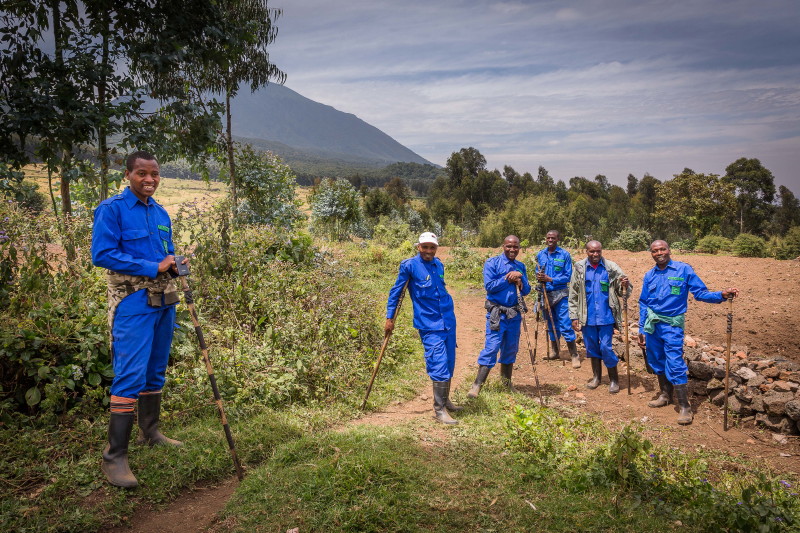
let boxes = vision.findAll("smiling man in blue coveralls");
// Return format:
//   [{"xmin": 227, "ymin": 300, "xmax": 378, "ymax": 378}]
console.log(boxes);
[
  {"xmin": 536, "ymin": 230, "xmax": 580, "ymax": 368},
  {"xmin": 467, "ymin": 235, "xmax": 530, "ymax": 398},
  {"xmin": 92, "ymin": 151, "xmax": 187, "ymax": 488},
  {"xmin": 637, "ymin": 240, "xmax": 738, "ymax": 425},
  {"xmin": 385, "ymin": 232, "xmax": 462, "ymax": 425}
]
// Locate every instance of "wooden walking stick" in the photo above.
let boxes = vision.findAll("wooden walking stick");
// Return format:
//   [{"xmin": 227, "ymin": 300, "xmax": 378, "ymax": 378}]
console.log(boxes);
[
  {"xmin": 179, "ymin": 275, "xmax": 244, "ymax": 481},
  {"xmin": 518, "ymin": 288, "xmax": 545, "ymax": 405},
  {"xmin": 723, "ymin": 297, "xmax": 734, "ymax": 431},
  {"xmin": 361, "ymin": 280, "xmax": 409, "ymax": 410},
  {"xmin": 539, "ymin": 273, "xmax": 561, "ymax": 365},
  {"xmin": 623, "ymin": 294, "xmax": 631, "ymax": 395}
]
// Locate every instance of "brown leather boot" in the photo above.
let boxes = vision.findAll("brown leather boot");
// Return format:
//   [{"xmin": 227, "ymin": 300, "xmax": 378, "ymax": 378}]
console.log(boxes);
[
  {"xmin": 136, "ymin": 392, "xmax": 182, "ymax": 446},
  {"xmin": 102, "ymin": 412, "xmax": 138, "ymax": 488}
]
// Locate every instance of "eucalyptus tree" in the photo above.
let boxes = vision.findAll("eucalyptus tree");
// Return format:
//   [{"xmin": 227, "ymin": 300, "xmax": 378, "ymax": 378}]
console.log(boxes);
[
  {"xmin": 723, "ymin": 157, "xmax": 776, "ymax": 235},
  {"xmin": 189, "ymin": 0, "xmax": 286, "ymax": 206}
]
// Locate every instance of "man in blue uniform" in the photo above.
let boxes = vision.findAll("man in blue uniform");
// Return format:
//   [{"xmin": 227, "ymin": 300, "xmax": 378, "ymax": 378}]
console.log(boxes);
[
  {"xmin": 535, "ymin": 230, "xmax": 579, "ymax": 368},
  {"xmin": 569, "ymin": 241, "xmax": 631, "ymax": 394},
  {"xmin": 467, "ymin": 235, "xmax": 531, "ymax": 398},
  {"xmin": 92, "ymin": 151, "xmax": 186, "ymax": 488},
  {"xmin": 637, "ymin": 240, "xmax": 738, "ymax": 425},
  {"xmin": 385, "ymin": 232, "xmax": 461, "ymax": 424}
]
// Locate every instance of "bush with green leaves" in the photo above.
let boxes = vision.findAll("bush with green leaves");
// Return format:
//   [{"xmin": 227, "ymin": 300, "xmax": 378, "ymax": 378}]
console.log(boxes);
[
  {"xmin": 768, "ymin": 226, "xmax": 800, "ymax": 260},
  {"xmin": 733, "ymin": 233, "xmax": 766, "ymax": 257},
  {"xmin": 696, "ymin": 235, "xmax": 733, "ymax": 254},
  {"xmin": 233, "ymin": 145, "xmax": 304, "ymax": 228},
  {"xmin": 310, "ymin": 178, "xmax": 364, "ymax": 241},
  {"xmin": 609, "ymin": 227, "xmax": 651, "ymax": 252},
  {"xmin": 446, "ymin": 243, "xmax": 488, "ymax": 283}
]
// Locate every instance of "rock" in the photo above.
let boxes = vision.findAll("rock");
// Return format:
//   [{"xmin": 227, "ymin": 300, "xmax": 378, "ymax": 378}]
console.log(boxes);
[
  {"xmin": 763, "ymin": 391, "xmax": 795, "ymax": 416},
  {"xmin": 685, "ymin": 349, "xmax": 703, "ymax": 362},
  {"xmin": 734, "ymin": 386, "xmax": 754, "ymax": 404},
  {"xmin": 791, "ymin": 382, "xmax": 800, "ymax": 393},
  {"xmin": 779, "ymin": 371, "xmax": 800, "ymax": 382},
  {"xmin": 575, "ymin": 392, "xmax": 585, "ymax": 399},
  {"xmin": 751, "ymin": 396, "xmax": 766, "ymax": 413},
  {"xmin": 567, "ymin": 384, "xmax": 578, "ymax": 391},
  {"xmin": 688, "ymin": 360, "xmax": 714, "ymax": 381},
  {"xmin": 735, "ymin": 350, "xmax": 747, "ymax": 360},
  {"xmin": 755, "ymin": 360, "xmax": 773, "ymax": 371},
  {"xmin": 773, "ymin": 381, "xmax": 794, "ymax": 393},
  {"xmin": 748, "ymin": 375, "xmax": 766, "ymax": 388},
  {"xmin": 689, "ymin": 380, "xmax": 709, "ymax": 396},
  {"xmin": 755, "ymin": 413, "xmax": 799, "ymax": 435},
  {"xmin": 710, "ymin": 390, "xmax": 726, "ymax": 407},
  {"xmin": 707, "ymin": 378, "xmax": 724, "ymax": 391},
  {"xmin": 763, "ymin": 367, "xmax": 781, "ymax": 379},
  {"xmin": 684, "ymin": 335, "xmax": 697, "ymax": 348},
  {"xmin": 777, "ymin": 361, "xmax": 800, "ymax": 372},
  {"xmin": 711, "ymin": 345, "xmax": 724, "ymax": 353},
  {"xmin": 735, "ymin": 367, "xmax": 758, "ymax": 381},
  {"xmin": 772, "ymin": 433, "xmax": 788, "ymax": 445},
  {"xmin": 728, "ymin": 395, "xmax": 753, "ymax": 416},
  {"xmin": 785, "ymin": 400, "xmax": 800, "ymax": 421}
]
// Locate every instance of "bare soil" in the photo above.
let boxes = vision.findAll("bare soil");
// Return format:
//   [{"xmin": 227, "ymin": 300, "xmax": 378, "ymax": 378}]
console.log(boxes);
[{"xmin": 107, "ymin": 251, "xmax": 800, "ymax": 532}]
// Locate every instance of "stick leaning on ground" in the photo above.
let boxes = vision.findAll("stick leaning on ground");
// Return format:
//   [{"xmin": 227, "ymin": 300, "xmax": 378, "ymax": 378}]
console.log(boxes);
[
  {"xmin": 179, "ymin": 276, "xmax": 244, "ymax": 481},
  {"xmin": 361, "ymin": 280, "xmax": 409, "ymax": 410},
  {"xmin": 538, "ymin": 269, "xmax": 561, "ymax": 365},
  {"xmin": 623, "ymin": 294, "xmax": 631, "ymax": 395},
  {"xmin": 723, "ymin": 297, "xmax": 734, "ymax": 431},
  {"xmin": 518, "ymin": 287, "xmax": 545, "ymax": 406}
]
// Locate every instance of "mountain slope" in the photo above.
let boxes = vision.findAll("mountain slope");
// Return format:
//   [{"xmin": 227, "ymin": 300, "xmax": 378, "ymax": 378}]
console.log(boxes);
[{"xmin": 229, "ymin": 84, "xmax": 431, "ymax": 166}]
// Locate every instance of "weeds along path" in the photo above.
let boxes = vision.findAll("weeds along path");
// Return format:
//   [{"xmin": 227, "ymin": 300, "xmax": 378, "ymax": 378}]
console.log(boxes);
[{"xmin": 109, "ymin": 274, "xmax": 800, "ymax": 533}]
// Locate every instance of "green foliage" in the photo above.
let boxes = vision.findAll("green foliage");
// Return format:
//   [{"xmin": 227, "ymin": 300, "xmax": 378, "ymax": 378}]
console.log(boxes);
[
  {"xmin": 768, "ymin": 226, "xmax": 800, "ymax": 260},
  {"xmin": 0, "ymin": 166, "xmax": 47, "ymax": 213},
  {"xmin": 446, "ymin": 243, "xmax": 488, "ymax": 283},
  {"xmin": 310, "ymin": 178, "xmax": 365, "ymax": 240},
  {"xmin": 733, "ymin": 233, "xmax": 766, "ymax": 258},
  {"xmin": 696, "ymin": 235, "xmax": 733, "ymax": 254},
  {"xmin": 609, "ymin": 227, "xmax": 651, "ymax": 252},
  {"xmin": 656, "ymin": 170, "xmax": 736, "ymax": 239},
  {"xmin": 371, "ymin": 217, "xmax": 413, "ymax": 248},
  {"xmin": 478, "ymin": 193, "xmax": 568, "ymax": 247},
  {"xmin": 233, "ymin": 145, "xmax": 304, "ymax": 228}
]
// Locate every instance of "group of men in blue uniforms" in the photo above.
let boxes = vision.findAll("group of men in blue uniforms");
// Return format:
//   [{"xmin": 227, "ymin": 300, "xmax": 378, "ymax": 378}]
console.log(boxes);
[{"xmin": 387, "ymin": 230, "xmax": 737, "ymax": 427}]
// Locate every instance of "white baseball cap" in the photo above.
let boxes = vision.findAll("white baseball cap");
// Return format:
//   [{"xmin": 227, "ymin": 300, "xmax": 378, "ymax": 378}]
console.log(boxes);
[{"xmin": 417, "ymin": 232, "xmax": 439, "ymax": 246}]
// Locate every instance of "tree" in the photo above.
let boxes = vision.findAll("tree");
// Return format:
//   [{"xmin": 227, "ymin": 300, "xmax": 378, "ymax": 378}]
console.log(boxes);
[
  {"xmin": 655, "ymin": 170, "xmax": 736, "ymax": 240},
  {"xmin": 234, "ymin": 145, "xmax": 303, "ymax": 227},
  {"xmin": 310, "ymin": 178, "xmax": 364, "ymax": 240},
  {"xmin": 772, "ymin": 185, "xmax": 800, "ymax": 235},
  {"xmin": 723, "ymin": 157, "xmax": 776, "ymax": 235},
  {"xmin": 537, "ymin": 165, "xmax": 554, "ymax": 191},
  {"xmin": 626, "ymin": 173, "xmax": 638, "ymax": 197},
  {"xmin": 384, "ymin": 177, "xmax": 411, "ymax": 205}
]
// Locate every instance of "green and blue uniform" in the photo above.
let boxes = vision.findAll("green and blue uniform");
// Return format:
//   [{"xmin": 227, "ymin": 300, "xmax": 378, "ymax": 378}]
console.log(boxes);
[
  {"xmin": 387, "ymin": 254, "xmax": 457, "ymax": 381},
  {"xmin": 536, "ymin": 246, "xmax": 576, "ymax": 342},
  {"xmin": 477, "ymin": 254, "xmax": 531, "ymax": 367},
  {"xmin": 638, "ymin": 260, "xmax": 724, "ymax": 385},
  {"xmin": 583, "ymin": 261, "xmax": 617, "ymax": 367},
  {"xmin": 92, "ymin": 187, "xmax": 176, "ymax": 399}
]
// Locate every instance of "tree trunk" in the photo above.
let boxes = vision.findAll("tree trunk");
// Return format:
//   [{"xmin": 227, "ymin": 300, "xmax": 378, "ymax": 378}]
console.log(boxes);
[
  {"xmin": 98, "ymin": 17, "xmax": 110, "ymax": 201},
  {"xmin": 60, "ymin": 152, "xmax": 72, "ymax": 218},
  {"xmin": 226, "ymin": 89, "xmax": 236, "ymax": 206}
]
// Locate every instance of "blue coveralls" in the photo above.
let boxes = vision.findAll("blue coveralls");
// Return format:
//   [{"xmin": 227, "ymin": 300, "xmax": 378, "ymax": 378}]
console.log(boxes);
[
  {"xmin": 387, "ymin": 254, "xmax": 457, "ymax": 381},
  {"xmin": 91, "ymin": 187, "xmax": 177, "ymax": 399},
  {"xmin": 477, "ymin": 254, "xmax": 531, "ymax": 368},
  {"xmin": 583, "ymin": 262, "xmax": 617, "ymax": 368},
  {"xmin": 536, "ymin": 246, "xmax": 576, "ymax": 342},
  {"xmin": 638, "ymin": 260, "xmax": 724, "ymax": 385}
]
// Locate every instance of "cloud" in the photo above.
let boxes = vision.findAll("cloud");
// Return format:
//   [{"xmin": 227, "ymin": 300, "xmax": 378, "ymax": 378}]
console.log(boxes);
[{"xmin": 269, "ymin": 0, "xmax": 800, "ymax": 190}]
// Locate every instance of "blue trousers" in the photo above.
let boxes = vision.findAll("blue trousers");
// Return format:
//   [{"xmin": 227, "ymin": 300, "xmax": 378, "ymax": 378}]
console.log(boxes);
[
  {"xmin": 111, "ymin": 305, "xmax": 176, "ymax": 398},
  {"xmin": 645, "ymin": 322, "xmax": 687, "ymax": 385},
  {"xmin": 419, "ymin": 328, "xmax": 457, "ymax": 381},
  {"xmin": 477, "ymin": 315, "xmax": 521, "ymax": 368},
  {"xmin": 544, "ymin": 295, "xmax": 576, "ymax": 342},
  {"xmin": 583, "ymin": 324, "xmax": 617, "ymax": 368}
]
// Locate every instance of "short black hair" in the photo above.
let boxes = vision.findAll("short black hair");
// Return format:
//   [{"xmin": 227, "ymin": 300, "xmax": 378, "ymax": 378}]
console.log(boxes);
[
  {"xmin": 126, "ymin": 150, "xmax": 158, "ymax": 171},
  {"xmin": 546, "ymin": 229, "xmax": 560, "ymax": 237}
]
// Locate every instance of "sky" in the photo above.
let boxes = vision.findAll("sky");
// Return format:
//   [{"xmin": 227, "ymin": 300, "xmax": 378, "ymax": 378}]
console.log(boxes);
[{"xmin": 268, "ymin": 0, "xmax": 800, "ymax": 192}]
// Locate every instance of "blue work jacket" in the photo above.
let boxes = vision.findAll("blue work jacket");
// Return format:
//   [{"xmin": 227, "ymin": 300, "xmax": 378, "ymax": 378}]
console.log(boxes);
[
  {"xmin": 638, "ymin": 260, "xmax": 724, "ymax": 328},
  {"xmin": 91, "ymin": 187, "xmax": 175, "ymax": 315},
  {"xmin": 386, "ymin": 254, "xmax": 456, "ymax": 332},
  {"xmin": 536, "ymin": 246, "xmax": 573, "ymax": 291},
  {"xmin": 483, "ymin": 254, "xmax": 531, "ymax": 307},
  {"xmin": 585, "ymin": 262, "xmax": 615, "ymax": 326}
]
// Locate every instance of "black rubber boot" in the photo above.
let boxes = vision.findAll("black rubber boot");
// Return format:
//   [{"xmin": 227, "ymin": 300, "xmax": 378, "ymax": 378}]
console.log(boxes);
[
  {"xmin": 544, "ymin": 339, "xmax": 561, "ymax": 360},
  {"xmin": 586, "ymin": 357, "xmax": 602, "ymax": 389},
  {"xmin": 444, "ymin": 380, "xmax": 463, "ymax": 411},
  {"xmin": 648, "ymin": 374, "xmax": 673, "ymax": 408},
  {"xmin": 102, "ymin": 412, "xmax": 138, "ymax": 488},
  {"xmin": 607, "ymin": 365, "xmax": 620, "ymax": 394},
  {"xmin": 136, "ymin": 392, "xmax": 183, "ymax": 446},
  {"xmin": 499, "ymin": 363, "xmax": 515, "ymax": 393},
  {"xmin": 467, "ymin": 365, "xmax": 492, "ymax": 399},
  {"xmin": 566, "ymin": 340, "xmax": 581, "ymax": 368},
  {"xmin": 432, "ymin": 381, "xmax": 458, "ymax": 425},
  {"xmin": 674, "ymin": 384, "xmax": 693, "ymax": 425}
]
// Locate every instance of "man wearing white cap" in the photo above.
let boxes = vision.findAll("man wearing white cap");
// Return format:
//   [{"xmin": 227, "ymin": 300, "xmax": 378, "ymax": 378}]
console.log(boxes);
[{"xmin": 385, "ymin": 231, "xmax": 461, "ymax": 424}]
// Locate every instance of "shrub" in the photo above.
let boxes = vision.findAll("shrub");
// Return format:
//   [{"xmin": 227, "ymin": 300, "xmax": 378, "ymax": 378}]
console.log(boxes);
[
  {"xmin": 696, "ymin": 235, "xmax": 733, "ymax": 254},
  {"xmin": 768, "ymin": 226, "xmax": 800, "ymax": 260},
  {"xmin": 609, "ymin": 227, "xmax": 651, "ymax": 252},
  {"xmin": 446, "ymin": 243, "xmax": 487, "ymax": 283},
  {"xmin": 234, "ymin": 145, "xmax": 304, "ymax": 228},
  {"xmin": 671, "ymin": 238, "xmax": 697, "ymax": 251},
  {"xmin": 732, "ymin": 233, "xmax": 766, "ymax": 257}
]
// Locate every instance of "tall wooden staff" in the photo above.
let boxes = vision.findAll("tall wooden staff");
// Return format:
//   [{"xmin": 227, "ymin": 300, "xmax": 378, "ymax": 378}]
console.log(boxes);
[
  {"xmin": 179, "ymin": 276, "xmax": 244, "ymax": 481},
  {"xmin": 723, "ymin": 297, "xmax": 734, "ymax": 431},
  {"xmin": 361, "ymin": 280, "xmax": 409, "ymax": 410},
  {"xmin": 518, "ymin": 288, "xmax": 544, "ymax": 405},
  {"xmin": 623, "ymin": 294, "xmax": 631, "ymax": 395}
]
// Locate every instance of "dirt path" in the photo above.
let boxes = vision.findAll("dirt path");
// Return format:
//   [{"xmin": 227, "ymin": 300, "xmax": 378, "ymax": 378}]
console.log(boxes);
[{"xmin": 109, "ymin": 251, "xmax": 800, "ymax": 532}]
